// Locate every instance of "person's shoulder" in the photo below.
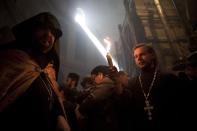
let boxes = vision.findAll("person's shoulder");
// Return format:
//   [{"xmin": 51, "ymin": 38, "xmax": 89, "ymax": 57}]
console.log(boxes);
[
  {"xmin": 0, "ymin": 49, "xmax": 30, "ymax": 62},
  {"xmin": 0, "ymin": 48, "xmax": 29, "ymax": 59},
  {"xmin": 0, "ymin": 49, "xmax": 37, "ymax": 67},
  {"xmin": 158, "ymin": 71, "xmax": 179, "ymax": 87},
  {"xmin": 130, "ymin": 76, "xmax": 138, "ymax": 81},
  {"xmin": 126, "ymin": 76, "xmax": 139, "ymax": 90},
  {"xmin": 128, "ymin": 76, "xmax": 138, "ymax": 85},
  {"xmin": 100, "ymin": 77, "xmax": 115, "ymax": 86},
  {"xmin": 159, "ymin": 71, "xmax": 177, "ymax": 79}
]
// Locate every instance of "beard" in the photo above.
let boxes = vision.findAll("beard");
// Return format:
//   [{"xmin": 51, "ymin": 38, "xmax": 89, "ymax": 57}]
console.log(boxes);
[{"xmin": 138, "ymin": 61, "xmax": 156, "ymax": 72}]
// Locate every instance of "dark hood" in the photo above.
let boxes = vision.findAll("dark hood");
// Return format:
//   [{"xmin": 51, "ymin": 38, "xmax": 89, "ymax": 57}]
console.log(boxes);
[
  {"xmin": 12, "ymin": 12, "xmax": 62, "ymax": 42},
  {"xmin": 11, "ymin": 12, "xmax": 62, "ymax": 79}
]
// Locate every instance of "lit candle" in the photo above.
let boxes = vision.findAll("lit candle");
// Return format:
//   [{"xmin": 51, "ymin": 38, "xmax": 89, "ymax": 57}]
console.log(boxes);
[
  {"xmin": 104, "ymin": 37, "xmax": 113, "ymax": 67},
  {"xmin": 106, "ymin": 52, "xmax": 113, "ymax": 67}
]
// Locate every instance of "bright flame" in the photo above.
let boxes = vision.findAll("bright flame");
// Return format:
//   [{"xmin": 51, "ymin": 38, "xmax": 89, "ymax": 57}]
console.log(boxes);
[
  {"xmin": 74, "ymin": 8, "xmax": 120, "ymax": 70},
  {"xmin": 75, "ymin": 8, "xmax": 86, "ymax": 25},
  {"xmin": 104, "ymin": 37, "xmax": 111, "ymax": 52}
]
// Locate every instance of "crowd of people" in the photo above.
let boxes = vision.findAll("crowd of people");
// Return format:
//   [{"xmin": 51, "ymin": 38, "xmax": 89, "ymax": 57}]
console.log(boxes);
[{"xmin": 0, "ymin": 12, "xmax": 196, "ymax": 131}]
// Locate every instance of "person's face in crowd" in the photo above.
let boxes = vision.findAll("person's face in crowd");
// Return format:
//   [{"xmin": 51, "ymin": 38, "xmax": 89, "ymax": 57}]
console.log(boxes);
[
  {"xmin": 32, "ymin": 27, "xmax": 56, "ymax": 53},
  {"xmin": 66, "ymin": 78, "xmax": 72, "ymax": 87},
  {"xmin": 65, "ymin": 78, "xmax": 77, "ymax": 89},
  {"xmin": 92, "ymin": 73, "xmax": 104, "ymax": 84},
  {"xmin": 134, "ymin": 46, "xmax": 155, "ymax": 70}
]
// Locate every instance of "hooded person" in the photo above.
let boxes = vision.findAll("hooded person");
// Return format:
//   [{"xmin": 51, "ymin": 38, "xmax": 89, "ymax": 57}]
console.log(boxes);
[{"xmin": 0, "ymin": 12, "xmax": 70, "ymax": 131}]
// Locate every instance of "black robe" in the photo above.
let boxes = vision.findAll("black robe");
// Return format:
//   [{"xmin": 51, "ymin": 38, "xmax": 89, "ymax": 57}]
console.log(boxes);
[
  {"xmin": 1, "ymin": 72, "xmax": 64, "ymax": 131},
  {"xmin": 126, "ymin": 70, "xmax": 180, "ymax": 130},
  {"xmin": 0, "ymin": 49, "xmax": 64, "ymax": 131}
]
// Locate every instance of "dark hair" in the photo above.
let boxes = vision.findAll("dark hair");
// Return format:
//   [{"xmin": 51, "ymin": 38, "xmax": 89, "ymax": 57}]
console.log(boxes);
[
  {"xmin": 133, "ymin": 44, "xmax": 156, "ymax": 55},
  {"xmin": 91, "ymin": 65, "xmax": 110, "ymax": 76},
  {"xmin": 67, "ymin": 73, "xmax": 80, "ymax": 87}
]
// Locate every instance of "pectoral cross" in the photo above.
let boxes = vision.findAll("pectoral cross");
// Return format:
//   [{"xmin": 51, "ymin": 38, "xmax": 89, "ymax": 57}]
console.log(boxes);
[{"xmin": 144, "ymin": 100, "xmax": 154, "ymax": 120}]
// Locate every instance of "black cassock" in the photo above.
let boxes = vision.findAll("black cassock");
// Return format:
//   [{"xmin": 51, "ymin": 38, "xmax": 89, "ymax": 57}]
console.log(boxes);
[
  {"xmin": 124, "ymin": 70, "xmax": 180, "ymax": 130},
  {"xmin": 1, "ymin": 73, "xmax": 64, "ymax": 131}
]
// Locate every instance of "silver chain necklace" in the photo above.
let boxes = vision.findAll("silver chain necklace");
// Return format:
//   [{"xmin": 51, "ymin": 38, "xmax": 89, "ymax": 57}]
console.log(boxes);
[{"xmin": 138, "ymin": 69, "xmax": 157, "ymax": 120}]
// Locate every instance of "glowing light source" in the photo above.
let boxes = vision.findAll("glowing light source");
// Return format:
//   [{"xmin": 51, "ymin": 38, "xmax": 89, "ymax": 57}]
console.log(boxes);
[
  {"xmin": 104, "ymin": 37, "xmax": 111, "ymax": 52},
  {"xmin": 74, "ymin": 8, "xmax": 120, "ymax": 70},
  {"xmin": 104, "ymin": 37, "xmax": 113, "ymax": 67},
  {"xmin": 74, "ymin": 8, "xmax": 86, "ymax": 25}
]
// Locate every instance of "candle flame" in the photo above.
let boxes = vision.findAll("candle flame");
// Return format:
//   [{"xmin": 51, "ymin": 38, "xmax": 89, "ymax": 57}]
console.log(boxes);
[
  {"xmin": 75, "ymin": 10, "xmax": 120, "ymax": 70},
  {"xmin": 104, "ymin": 37, "xmax": 111, "ymax": 52}
]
